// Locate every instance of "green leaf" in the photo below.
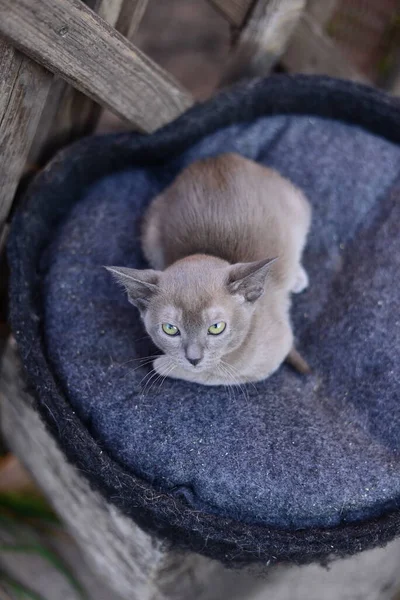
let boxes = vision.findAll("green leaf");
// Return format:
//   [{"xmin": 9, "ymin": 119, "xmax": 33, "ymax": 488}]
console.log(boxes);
[{"xmin": 0, "ymin": 493, "xmax": 59, "ymax": 525}]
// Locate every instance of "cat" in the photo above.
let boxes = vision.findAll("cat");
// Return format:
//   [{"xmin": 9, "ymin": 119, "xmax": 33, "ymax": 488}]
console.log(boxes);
[{"xmin": 107, "ymin": 152, "xmax": 311, "ymax": 386}]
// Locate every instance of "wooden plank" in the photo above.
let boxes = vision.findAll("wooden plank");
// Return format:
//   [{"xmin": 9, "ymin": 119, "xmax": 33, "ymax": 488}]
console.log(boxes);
[
  {"xmin": 1, "ymin": 0, "xmax": 129, "ymax": 349},
  {"xmin": 27, "ymin": 78, "xmax": 101, "ymax": 168},
  {"xmin": 214, "ymin": 0, "xmax": 363, "ymax": 88},
  {"xmin": 97, "ymin": 0, "xmax": 124, "ymax": 26},
  {"xmin": 0, "ymin": 222, "xmax": 10, "ymax": 359},
  {"xmin": 0, "ymin": 40, "xmax": 51, "ymax": 230},
  {"xmin": 221, "ymin": 0, "xmax": 307, "ymax": 85},
  {"xmin": 29, "ymin": 0, "xmax": 131, "ymax": 167},
  {"xmin": 115, "ymin": 0, "xmax": 149, "ymax": 39},
  {"xmin": 0, "ymin": 0, "xmax": 131, "ymax": 232},
  {"xmin": 383, "ymin": 61, "xmax": 400, "ymax": 97},
  {"xmin": 207, "ymin": 0, "xmax": 253, "ymax": 27},
  {"xmin": 0, "ymin": 225, "xmax": 8, "ymax": 257},
  {"xmin": 282, "ymin": 13, "xmax": 368, "ymax": 82},
  {"xmin": 0, "ymin": 0, "xmax": 193, "ymax": 133},
  {"xmin": 307, "ymin": 0, "xmax": 337, "ymax": 28}
]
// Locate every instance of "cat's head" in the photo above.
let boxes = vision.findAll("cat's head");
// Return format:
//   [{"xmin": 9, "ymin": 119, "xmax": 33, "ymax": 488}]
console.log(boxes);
[{"xmin": 106, "ymin": 255, "xmax": 275, "ymax": 373}]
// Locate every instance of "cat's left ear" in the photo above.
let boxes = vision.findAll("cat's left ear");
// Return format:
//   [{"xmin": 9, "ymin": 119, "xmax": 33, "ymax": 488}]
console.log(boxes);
[
  {"xmin": 227, "ymin": 257, "xmax": 277, "ymax": 302},
  {"xmin": 105, "ymin": 266, "xmax": 161, "ymax": 311}
]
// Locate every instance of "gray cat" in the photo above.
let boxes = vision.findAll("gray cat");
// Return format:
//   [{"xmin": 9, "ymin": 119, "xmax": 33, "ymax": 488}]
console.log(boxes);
[{"xmin": 107, "ymin": 153, "xmax": 311, "ymax": 385}]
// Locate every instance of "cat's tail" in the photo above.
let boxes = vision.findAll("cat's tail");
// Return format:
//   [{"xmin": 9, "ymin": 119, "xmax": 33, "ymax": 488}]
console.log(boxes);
[{"xmin": 285, "ymin": 346, "xmax": 311, "ymax": 375}]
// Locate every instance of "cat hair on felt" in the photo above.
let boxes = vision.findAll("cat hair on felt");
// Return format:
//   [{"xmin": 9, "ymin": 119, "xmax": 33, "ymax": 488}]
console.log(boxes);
[{"xmin": 107, "ymin": 152, "xmax": 311, "ymax": 385}]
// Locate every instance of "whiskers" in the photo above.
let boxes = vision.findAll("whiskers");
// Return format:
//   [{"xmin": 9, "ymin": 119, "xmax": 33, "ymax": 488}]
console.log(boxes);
[
  {"xmin": 139, "ymin": 358, "xmax": 176, "ymax": 398},
  {"xmin": 110, "ymin": 350, "xmax": 253, "ymax": 404},
  {"xmin": 218, "ymin": 360, "xmax": 255, "ymax": 402},
  {"xmin": 109, "ymin": 347, "xmax": 176, "ymax": 398},
  {"xmin": 110, "ymin": 354, "xmax": 163, "ymax": 379}
]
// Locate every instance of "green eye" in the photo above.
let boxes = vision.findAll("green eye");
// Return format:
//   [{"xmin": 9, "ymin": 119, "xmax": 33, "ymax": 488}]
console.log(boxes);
[
  {"xmin": 162, "ymin": 323, "xmax": 180, "ymax": 336},
  {"xmin": 208, "ymin": 321, "xmax": 226, "ymax": 335}
]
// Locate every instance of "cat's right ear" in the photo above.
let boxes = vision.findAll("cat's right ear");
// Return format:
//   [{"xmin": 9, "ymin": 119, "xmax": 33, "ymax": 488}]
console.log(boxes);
[
  {"xmin": 105, "ymin": 266, "xmax": 160, "ymax": 312},
  {"xmin": 227, "ymin": 257, "xmax": 277, "ymax": 303}
]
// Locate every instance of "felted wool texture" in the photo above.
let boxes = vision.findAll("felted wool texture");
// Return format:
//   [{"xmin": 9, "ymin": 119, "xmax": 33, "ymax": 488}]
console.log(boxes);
[
  {"xmin": 43, "ymin": 114, "xmax": 400, "ymax": 530},
  {"xmin": 8, "ymin": 75, "xmax": 400, "ymax": 565}
]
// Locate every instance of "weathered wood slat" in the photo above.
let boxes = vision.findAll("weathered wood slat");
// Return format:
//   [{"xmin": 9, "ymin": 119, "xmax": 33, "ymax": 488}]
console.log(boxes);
[
  {"xmin": 0, "ymin": 0, "xmax": 193, "ymax": 133},
  {"xmin": 0, "ymin": 40, "xmax": 52, "ymax": 229},
  {"xmin": 1, "ymin": 0, "xmax": 145, "ymax": 257},
  {"xmin": 115, "ymin": 0, "xmax": 149, "ymax": 39},
  {"xmin": 221, "ymin": 0, "xmax": 306, "ymax": 85},
  {"xmin": 282, "ymin": 13, "xmax": 368, "ymax": 83},
  {"xmin": 383, "ymin": 60, "xmax": 400, "ymax": 96},
  {"xmin": 207, "ymin": 0, "xmax": 253, "ymax": 27},
  {"xmin": 307, "ymin": 0, "xmax": 337, "ymax": 27},
  {"xmin": 0, "ymin": 225, "xmax": 8, "ymax": 257},
  {"xmin": 28, "ymin": 78, "xmax": 102, "ymax": 168},
  {"xmin": 97, "ymin": 0, "xmax": 124, "ymax": 26},
  {"xmin": 29, "ymin": 0, "xmax": 134, "ymax": 168},
  {"xmin": 215, "ymin": 0, "xmax": 365, "ymax": 86}
]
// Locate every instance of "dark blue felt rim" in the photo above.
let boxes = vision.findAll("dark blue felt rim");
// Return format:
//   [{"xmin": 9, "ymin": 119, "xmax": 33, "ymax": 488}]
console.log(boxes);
[{"xmin": 8, "ymin": 75, "xmax": 400, "ymax": 566}]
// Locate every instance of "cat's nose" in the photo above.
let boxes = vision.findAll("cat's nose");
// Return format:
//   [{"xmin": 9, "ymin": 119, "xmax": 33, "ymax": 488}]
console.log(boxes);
[
  {"xmin": 187, "ymin": 357, "xmax": 201, "ymax": 366},
  {"xmin": 185, "ymin": 344, "xmax": 203, "ymax": 366}
]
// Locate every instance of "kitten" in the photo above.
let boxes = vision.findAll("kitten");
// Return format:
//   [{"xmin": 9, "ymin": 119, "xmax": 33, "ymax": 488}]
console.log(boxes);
[{"xmin": 107, "ymin": 153, "xmax": 311, "ymax": 385}]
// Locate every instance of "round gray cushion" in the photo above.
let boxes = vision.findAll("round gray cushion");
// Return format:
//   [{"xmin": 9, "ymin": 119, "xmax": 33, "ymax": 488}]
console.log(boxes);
[{"xmin": 9, "ymin": 75, "xmax": 400, "ymax": 565}]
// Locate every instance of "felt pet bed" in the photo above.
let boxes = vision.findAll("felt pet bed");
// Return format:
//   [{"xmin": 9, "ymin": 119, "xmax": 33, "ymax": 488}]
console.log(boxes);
[{"xmin": 8, "ymin": 75, "xmax": 400, "ymax": 566}]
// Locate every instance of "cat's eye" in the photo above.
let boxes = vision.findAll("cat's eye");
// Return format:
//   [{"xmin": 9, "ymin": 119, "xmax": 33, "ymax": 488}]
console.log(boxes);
[
  {"xmin": 162, "ymin": 323, "xmax": 180, "ymax": 336},
  {"xmin": 208, "ymin": 321, "xmax": 226, "ymax": 335}
]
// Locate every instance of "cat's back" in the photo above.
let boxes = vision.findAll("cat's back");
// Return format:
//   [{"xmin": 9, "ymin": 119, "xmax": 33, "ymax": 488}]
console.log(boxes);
[{"xmin": 142, "ymin": 153, "xmax": 310, "ymax": 270}]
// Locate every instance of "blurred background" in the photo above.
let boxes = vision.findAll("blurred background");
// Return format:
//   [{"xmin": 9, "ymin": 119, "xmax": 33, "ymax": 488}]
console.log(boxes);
[
  {"xmin": 99, "ymin": 0, "xmax": 400, "ymax": 131},
  {"xmin": 1, "ymin": 0, "xmax": 400, "ymax": 598}
]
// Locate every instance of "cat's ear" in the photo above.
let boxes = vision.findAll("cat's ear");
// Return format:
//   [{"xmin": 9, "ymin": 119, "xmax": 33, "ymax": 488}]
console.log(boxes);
[
  {"xmin": 227, "ymin": 257, "xmax": 277, "ymax": 302},
  {"xmin": 105, "ymin": 266, "xmax": 160, "ymax": 311}
]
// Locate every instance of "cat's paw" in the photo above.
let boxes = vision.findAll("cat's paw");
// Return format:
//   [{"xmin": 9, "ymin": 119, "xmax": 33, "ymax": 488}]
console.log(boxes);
[{"xmin": 291, "ymin": 265, "xmax": 309, "ymax": 294}]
